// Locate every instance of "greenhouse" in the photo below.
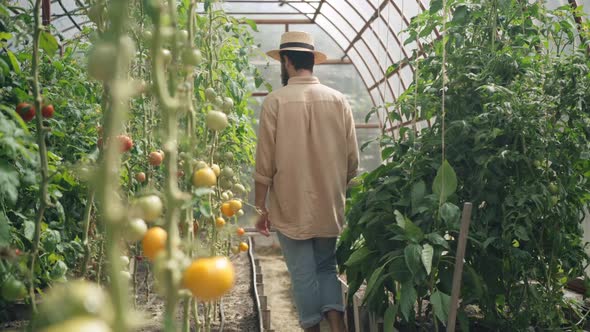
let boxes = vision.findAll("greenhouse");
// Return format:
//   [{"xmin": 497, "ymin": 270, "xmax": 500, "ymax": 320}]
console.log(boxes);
[{"xmin": 2, "ymin": 0, "xmax": 590, "ymax": 331}]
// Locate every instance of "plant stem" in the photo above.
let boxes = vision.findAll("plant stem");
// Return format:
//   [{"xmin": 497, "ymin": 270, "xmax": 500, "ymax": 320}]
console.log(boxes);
[
  {"xmin": 28, "ymin": 0, "xmax": 50, "ymax": 313},
  {"xmin": 81, "ymin": 188, "xmax": 96, "ymax": 277}
]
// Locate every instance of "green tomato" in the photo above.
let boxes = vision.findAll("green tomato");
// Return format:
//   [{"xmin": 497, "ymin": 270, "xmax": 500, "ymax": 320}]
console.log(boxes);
[
  {"xmin": 177, "ymin": 30, "xmax": 189, "ymax": 44},
  {"xmin": 1, "ymin": 277, "xmax": 27, "ymax": 301},
  {"xmin": 120, "ymin": 256, "xmax": 130, "ymax": 267},
  {"xmin": 136, "ymin": 195, "xmax": 163, "ymax": 222},
  {"xmin": 233, "ymin": 183, "xmax": 246, "ymax": 195},
  {"xmin": 224, "ymin": 151, "xmax": 234, "ymax": 162},
  {"xmin": 88, "ymin": 43, "xmax": 117, "ymax": 81},
  {"xmin": 222, "ymin": 97, "xmax": 234, "ymax": 114},
  {"xmin": 206, "ymin": 111, "xmax": 229, "ymax": 131},
  {"xmin": 548, "ymin": 183, "xmax": 559, "ymax": 194},
  {"xmin": 221, "ymin": 166, "xmax": 234, "ymax": 178},
  {"xmin": 34, "ymin": 281, "xmax": 112, "ymax": 329},
  {"xmin": 125, "ymin": 218, "xmax": 147, "ymax": 242},
  {"xmin": 182, "ymin": 49, "xmax": 202, "ymax": 66},
  {"xmin": 142, "ymin": 30, "xmax": 153, "ymax": 43},
  {"xmin": 533, "ymin": 160, "xmax": 541, "ymax": 168},
  {"xmin": 551, "ymin": 195, "xmax": 559, "ymax": 206},
  {"xmin": 205, "ymin": 88, "xmax": 217, "ymax": 102},
  {"xmin": 40, "ymin": 317, "xmax": 112, "ymax": 332},
  {"xmin": 160, "ymin": 49, "xmax": 172, "ymax": 64},
  {"xmin": 219, "ymin": 177, "xmax": 233, "ymax": 190},
  {"xmin": 214, "ymin": 96, "xmax": 224, "ymax": 107}
]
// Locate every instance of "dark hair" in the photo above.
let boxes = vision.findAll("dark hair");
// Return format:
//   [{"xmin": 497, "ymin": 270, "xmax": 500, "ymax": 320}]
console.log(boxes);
[{"xmin": 280, "ymin": 50, "xmax": 314, "ymax": 71}]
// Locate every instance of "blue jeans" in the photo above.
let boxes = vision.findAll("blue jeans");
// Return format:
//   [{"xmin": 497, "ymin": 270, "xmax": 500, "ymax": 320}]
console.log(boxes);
[{"xmin": 277, "ymin": 232, "xmax": 344, "ymax": 329}]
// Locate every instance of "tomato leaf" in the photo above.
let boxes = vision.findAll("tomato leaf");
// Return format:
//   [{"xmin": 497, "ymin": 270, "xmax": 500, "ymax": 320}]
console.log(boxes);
[
  {"xmin": 6, "ymin": 50, "xmax": 20, "ymax": 73},
  {"xmin": 399, "ymin": 282, "xmax": 417, "ymax": 321},
  {"xmin": 0, "ymin": 161, "xmax": 19, "ymax": 206},
  {"xmin": 244, "ymin": 19, "xmax": 258, "ymax": 32},
  {"xmin": 24, "ymin": 220, "xmax": 35, "ymax": 241},
  {"xmin": 432, "ymin": 160, "xmax": 457, "ymax": 203},
  {"xmin": 421, "ymin": 243, "xmax": 434, "ymax": 275},
  {"xmin": 0, "ymin": 211, "xmax": 11, "ymax": 247},
  {"xmin": 40, "ymin": 31, "xmax": 59, "ymax": 57},
  {"xmin": 431, "ymin": 290, "xmax": 451, "ymax": 324}
]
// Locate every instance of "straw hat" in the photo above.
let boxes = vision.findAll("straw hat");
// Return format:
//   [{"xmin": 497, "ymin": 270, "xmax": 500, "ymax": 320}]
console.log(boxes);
[{"xmin": 266, "ymin": 31, "xmax": 328, "ymax": 64}]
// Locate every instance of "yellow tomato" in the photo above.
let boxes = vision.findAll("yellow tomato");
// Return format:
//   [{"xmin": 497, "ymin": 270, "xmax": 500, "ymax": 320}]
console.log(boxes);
[
  {"xmin": 192, "ymin": 167, "xmax": 217, "ymax": 188},
  {"xmin": 229, "ymin": 200, "xmax": 242, "ymax": 213}
]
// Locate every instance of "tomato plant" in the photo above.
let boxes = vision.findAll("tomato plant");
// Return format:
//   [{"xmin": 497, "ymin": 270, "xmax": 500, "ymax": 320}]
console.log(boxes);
[{"xmin": 1, "ymin": 0, "xmax": 262, "ymax": 330}]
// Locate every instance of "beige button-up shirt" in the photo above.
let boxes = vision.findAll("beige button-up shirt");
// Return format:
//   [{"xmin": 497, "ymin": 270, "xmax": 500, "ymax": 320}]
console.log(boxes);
[{"xmin": 254, "ymin": 76, "xmax": 359, "ymax": 240}]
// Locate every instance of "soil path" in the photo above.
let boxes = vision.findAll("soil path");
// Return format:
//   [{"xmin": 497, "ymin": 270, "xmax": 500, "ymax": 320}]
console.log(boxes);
[{"xmin": 253, "ymin": 235, "xmax": 330, "ymax": 332}]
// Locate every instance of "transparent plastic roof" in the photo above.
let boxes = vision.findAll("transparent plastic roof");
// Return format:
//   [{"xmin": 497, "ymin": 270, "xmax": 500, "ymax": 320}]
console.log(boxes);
[{"xmin": 21, "ymin": 0, "xmax": 590, "ymax": 108}]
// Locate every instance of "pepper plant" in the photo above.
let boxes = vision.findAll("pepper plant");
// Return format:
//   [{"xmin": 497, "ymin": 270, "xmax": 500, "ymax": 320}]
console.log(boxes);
[{"xmin": 338, "ymin": 0, "xmax": 590, "ymax": 330}]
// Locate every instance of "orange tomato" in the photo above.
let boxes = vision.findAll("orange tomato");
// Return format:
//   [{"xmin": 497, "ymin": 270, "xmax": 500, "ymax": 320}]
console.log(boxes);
[
  {"xmin": 221, "ymin": 202, "xmax": 235, "ymax": 217},
  {"xmin": 238, "ymin": 242, "xmax": 249, "ymax": 252},
  {"xmin": 236, "ymin": 228, "xmax": 245, "ymax": 236},
  {"xmin": 182, "ymin": 256, "xmax": 235, "ymax": 301},
  {"xmin": 215, "ymin": 217, "xmax": 226, "ymax": 228},
  {"xmin": 142, "ymin": 227, "xmax": 167, "ymax": 261}
]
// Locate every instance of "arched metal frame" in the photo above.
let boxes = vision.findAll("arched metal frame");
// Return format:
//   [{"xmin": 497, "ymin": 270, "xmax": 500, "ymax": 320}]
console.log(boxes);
[{"xmin": 40, "ymin": 0, "xmax": 590, "ymax": 113}]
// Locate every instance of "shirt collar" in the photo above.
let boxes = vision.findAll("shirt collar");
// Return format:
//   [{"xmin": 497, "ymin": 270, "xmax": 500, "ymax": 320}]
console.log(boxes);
[{"xmin": 288, "ymin": 76, "xmax": 320, "ymax": 85}]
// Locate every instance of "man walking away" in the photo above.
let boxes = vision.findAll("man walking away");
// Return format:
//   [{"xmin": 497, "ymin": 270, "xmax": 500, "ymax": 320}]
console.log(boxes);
[{"xmin": 253, "ymin": 31, "xmax": 359, "ymax": 332}]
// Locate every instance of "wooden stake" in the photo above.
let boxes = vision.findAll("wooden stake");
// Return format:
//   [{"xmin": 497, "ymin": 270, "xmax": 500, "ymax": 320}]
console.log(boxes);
[{"xmin": 447, "ymin": 202, "xmax": 473, "ymax": 332}]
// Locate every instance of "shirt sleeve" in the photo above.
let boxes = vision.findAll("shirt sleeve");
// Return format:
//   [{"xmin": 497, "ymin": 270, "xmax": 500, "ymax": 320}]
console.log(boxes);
[
  {"xmin": 344, "ymin": 98, "xmax": 359, "ymax": 182},
  {"xmin": 254, "ymin": 97, "xmax": 277, "ymax": 186}
]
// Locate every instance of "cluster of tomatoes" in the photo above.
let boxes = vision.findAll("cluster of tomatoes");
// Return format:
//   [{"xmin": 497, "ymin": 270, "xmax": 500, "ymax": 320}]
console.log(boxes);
[{"xmin": 16, "ymin": 102, "xmax": 54, "ymax": 122}]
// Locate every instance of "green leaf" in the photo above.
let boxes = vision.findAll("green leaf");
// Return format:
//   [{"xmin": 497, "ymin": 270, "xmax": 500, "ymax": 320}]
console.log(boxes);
[
  {"xmin": 432, "ymin": 160, "xmax": 457, "ymax": 203},
  {"xmin": 404, "ymin": 243, "xmax": 423, "ymax": 276},
  {"xmin": 421, "ymin": 244, "xmax": 434, "ymax": 275},
  {"xmin": 431, "ymin": 290, "xmax": 451, "ymax": 324},
  {"xmin": 364, "ymin": 265, "xmax": 385, "ymax": 300},
  {"xmin": 425, "ymin": 233, "xmax": 449, "ymax": 249},
  {"xmin": 24, "ymin": 220, "xmax": 35, "ymax": 241},
  {"xmin": 194, "ymin": 188, "xmax": 215, "ymax": 196},
  {"xmin": 411, "ymin": 180, "xmax": 426, "ymax": 213},
  {"xmin": 0, "ymin": 211, "xmax": 11, "ymax": 247},
  {"xmin": 386, "ymin": 63, "xmax": 398, "ymax": 76},
  {"xmin": 244, "ymin": 19, "xmax": 259, "ymax": 32},
  {"xmin": 7, "ymin": 50, "xmax": 20, "ymax": 73},
  {"xmin": 439, "ymin": 202, "xmax": 460, "ymax": 226},
  {"xmin": 429, "ymin": 0, "xmax": 443, "ymax": 13},
  {"xmin": 0, "ymin": 161, "xmax": 20, "ymax": 206},
  {"xmin": 399, "ymin": 282, "xmax": 417, "ymax": 321},
  {"xmin": 383, "ymin": 303, "xmax": 399, "ymax": 332},
  {"xmin": 40, "ymin": 31, "xmax": 59, "ymax": 57},
  {"xmin": 365, "ymin": 106, "xmax": 379, "ymax": 123},
  {"xmin": 345, "ymin": 246, "xmax": 373, "ymax": 267},
  {"xmin": 390, "ymin": 257, "xmax": 412, "ymax": 283},
  {"xmin": 395, "ymin": 211, "xmax": 424, "ymax": 242},
  {"xmin": 0, "ymin": 32, "xmax": 12, "ymax": 41}
]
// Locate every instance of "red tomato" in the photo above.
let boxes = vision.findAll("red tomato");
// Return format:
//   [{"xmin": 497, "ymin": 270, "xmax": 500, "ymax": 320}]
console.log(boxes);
[
  {"xmin": 16, "ymin": 103, "xmax": 35, "ymax": 122},
  {"xmin": 41, "ymin": 104, "xmax": 54, "ymax": 118},
  {"xmin": 117, "ymin": 135, "xmax": 133, "ymax": 152},
  {"xmin": 149, "ymin": 151, "xmax": 163, "ymax": 166}
]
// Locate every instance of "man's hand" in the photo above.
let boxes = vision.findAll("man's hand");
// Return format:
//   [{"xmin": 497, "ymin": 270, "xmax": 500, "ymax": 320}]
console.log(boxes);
[{"xmin": 255, "ymin": 211, "xmax": 271, "ymax": 237}]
